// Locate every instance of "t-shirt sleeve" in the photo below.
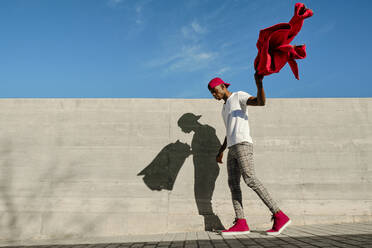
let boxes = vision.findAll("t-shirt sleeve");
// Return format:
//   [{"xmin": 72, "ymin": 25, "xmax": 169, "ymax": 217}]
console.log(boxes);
[{"xmin": 238, "ymin": 91, "xmax": 252, "ymax": 108}]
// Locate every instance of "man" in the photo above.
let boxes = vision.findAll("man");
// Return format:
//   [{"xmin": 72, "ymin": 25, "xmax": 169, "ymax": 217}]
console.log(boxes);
[{"xmin": 208, "ymin": 73, "xmax": 291, "ymax": 236}]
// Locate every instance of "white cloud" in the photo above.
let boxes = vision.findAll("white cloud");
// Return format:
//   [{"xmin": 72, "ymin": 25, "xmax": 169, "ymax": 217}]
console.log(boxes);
[
  {"xmin": 108, "ymin": 0, "xmax": 150, "ymax": 26},
  {"xmin": 196, "ymin": 53, "xmax": 212, "ymax": 60},
  {"xmin": 135, "ymin": 5, "xmax": 143, "ymax": 24},
  {"xmin": 191, "ymin": 21, "xmax": 206, "ymax": 34},
  {"xmin": 181, "ymin": 20, "xmax": 207, "ymax": 41},
  {"xmin": 107, "ymin": 0, "xmax": 123, "ymax": 8},
  {"xmin": 147, "ymin": 45, "xmax": 217, "ymax": 72},
  {"xmin": 133, "ymin": 0, "xmax": 154, "ymax": 25},
  {"xmin": 146, "ymin": 20, "xmax": 218, "ymax": 73},
  {"xmin": 216, "ymin": 67, "xmax": 231, "ymax": 75}
]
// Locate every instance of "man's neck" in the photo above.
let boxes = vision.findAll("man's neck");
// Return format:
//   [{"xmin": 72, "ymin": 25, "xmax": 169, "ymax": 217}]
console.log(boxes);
[{"xmin": 223, "ymin": 91, "xmax": 232, "ymax": 103}]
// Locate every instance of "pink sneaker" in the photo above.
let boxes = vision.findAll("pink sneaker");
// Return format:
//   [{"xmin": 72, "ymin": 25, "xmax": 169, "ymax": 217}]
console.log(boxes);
[
  {"xmin": 221, "ymin": 218, "xmax": 250, "ymax": 235},
  {"xmin": 266, "ymin": 211, "xmax": 291, "ymax": 236}
]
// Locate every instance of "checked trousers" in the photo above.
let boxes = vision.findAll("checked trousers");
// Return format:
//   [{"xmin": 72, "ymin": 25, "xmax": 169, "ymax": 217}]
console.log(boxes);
[{"xmin": 227, "ymin": 142, "xmax": 280, "ymax": 219}]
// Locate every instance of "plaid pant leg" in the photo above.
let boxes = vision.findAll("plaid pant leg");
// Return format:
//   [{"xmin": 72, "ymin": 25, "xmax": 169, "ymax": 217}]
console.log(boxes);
[
  {"xmin": 227, "ymin": 149, "xmax": 245, "ymax": 219},
  {"xmin": 235, "ymin": 142, "xmax": 280, "ymax": 214}
]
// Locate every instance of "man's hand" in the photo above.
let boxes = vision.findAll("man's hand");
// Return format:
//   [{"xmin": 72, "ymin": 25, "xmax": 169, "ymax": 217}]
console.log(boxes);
[{"xmin": 216, "ymin": 151, "xmax": 224, "ymax": 164}]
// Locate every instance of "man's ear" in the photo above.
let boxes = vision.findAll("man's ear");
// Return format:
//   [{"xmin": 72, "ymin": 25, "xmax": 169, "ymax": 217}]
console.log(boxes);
[{"xmin": 222, "ymin": 84, "xmax": 229, "ymax": 92}]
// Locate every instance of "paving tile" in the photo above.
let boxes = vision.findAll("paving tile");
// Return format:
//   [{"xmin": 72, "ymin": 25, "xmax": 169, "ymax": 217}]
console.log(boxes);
[
  {"xmin": 207, "ymin": 232, "xmax": 223, "ymax": 240},
  {"xmin": 1, "ymin": 222, "xmax": 372, "ymax": 248},
  {"xmin": 184, "ymin": 245, "xmax": 197, "ymax": 248},
  {"xmin": 161, "ymin": 233, "xmax": 175, "ymax": 242},
  {"xmin": 172, "ymin": 233, "xmax": 187, "ymax": 242},
  {"xmin": 185, "ymin": 232, "xmax": 197, "ymax": 241},
  {"xmin": 131, "ymin": 244, "xmax": 145, "ymax": 248},
  {"xmin": 170, "ymin": 242, "xmax": 184, "ymax": 248},
  {"xmin": 198, "ymin": 244, "xmax": 213, "ymax": 248}
]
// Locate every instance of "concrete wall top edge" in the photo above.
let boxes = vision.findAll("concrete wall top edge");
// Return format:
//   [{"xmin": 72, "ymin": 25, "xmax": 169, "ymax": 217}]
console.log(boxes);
[{"xmin": 0, "ymin": 97, "xmax": 371, "ymax": 101}]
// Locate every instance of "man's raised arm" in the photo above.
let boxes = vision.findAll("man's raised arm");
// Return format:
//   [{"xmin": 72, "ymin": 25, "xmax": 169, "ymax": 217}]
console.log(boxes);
[{"xmin": 247, "ymin": 72, "xmax": 266, "ymax": 106}]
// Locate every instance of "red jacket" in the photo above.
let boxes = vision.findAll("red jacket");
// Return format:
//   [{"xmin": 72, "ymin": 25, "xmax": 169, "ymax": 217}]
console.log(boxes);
[{"xmin": 254, "ymin": 3, "xmax": 313, "ymax": 79}]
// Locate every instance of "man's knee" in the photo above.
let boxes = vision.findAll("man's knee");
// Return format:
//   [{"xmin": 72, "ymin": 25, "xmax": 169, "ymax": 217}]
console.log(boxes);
[{"xmin": 243, "ymin": 175, "xmax": 260, "ymax": 189}]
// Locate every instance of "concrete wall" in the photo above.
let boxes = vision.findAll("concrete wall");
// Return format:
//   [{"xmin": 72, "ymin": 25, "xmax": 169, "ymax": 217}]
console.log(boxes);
[{"xmin": 0, "ymin": 98, "xmax": 371, "ymax": 244}]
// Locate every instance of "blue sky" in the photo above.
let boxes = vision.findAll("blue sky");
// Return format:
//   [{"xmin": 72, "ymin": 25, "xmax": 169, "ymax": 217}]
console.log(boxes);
[{"xmin": 0, "ymin": 0, "xmax": 371, "ymax": 98}]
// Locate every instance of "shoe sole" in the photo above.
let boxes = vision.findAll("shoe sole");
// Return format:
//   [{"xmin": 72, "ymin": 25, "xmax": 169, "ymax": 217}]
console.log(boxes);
[
  {"xmin": 266, "ymin": 220, "xmax": 292, "ymax": 236},
  {"xmin": 221, "ymin": 231, "xmax": 250, "ymax": 236}
]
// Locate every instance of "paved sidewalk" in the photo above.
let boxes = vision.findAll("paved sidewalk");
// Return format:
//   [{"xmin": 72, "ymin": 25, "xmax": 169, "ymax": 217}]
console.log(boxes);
[{"xmin": 2, "ymin": 222, "xmax": 372, "ymax": 248}]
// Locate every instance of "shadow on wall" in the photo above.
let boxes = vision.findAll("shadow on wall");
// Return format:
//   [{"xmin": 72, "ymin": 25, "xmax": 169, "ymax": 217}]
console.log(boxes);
[{"xmin": 138, "ymin": 113, "xmax": 225, "ymax": 231}]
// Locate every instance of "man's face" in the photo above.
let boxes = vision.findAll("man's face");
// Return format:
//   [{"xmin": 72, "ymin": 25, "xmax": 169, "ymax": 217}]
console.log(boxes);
[
  {"xmin": 209, "ymin": 84, "xmax": 225, "ymax": 100},
  {"xmin": 180, "ymin": 125, "xmax": 192, "ymax": 133}
]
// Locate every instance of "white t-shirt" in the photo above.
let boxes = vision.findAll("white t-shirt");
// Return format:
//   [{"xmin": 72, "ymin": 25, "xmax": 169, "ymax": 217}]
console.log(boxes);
[{"xmin": 222, "ymin": 91, "xmax": 253, "ymax": 147}]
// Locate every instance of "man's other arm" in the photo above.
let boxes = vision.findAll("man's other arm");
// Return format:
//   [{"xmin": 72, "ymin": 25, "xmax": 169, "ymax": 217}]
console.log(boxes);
[{"xmin": 216, "ymin": 137, "xmax": 227, "ymax": 163}]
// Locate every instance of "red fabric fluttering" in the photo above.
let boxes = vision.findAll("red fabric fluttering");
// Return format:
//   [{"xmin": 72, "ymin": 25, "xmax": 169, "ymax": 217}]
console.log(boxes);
[{"xmin": 254, "ymin": 3, "xmax": 313, "ymax": 80}]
